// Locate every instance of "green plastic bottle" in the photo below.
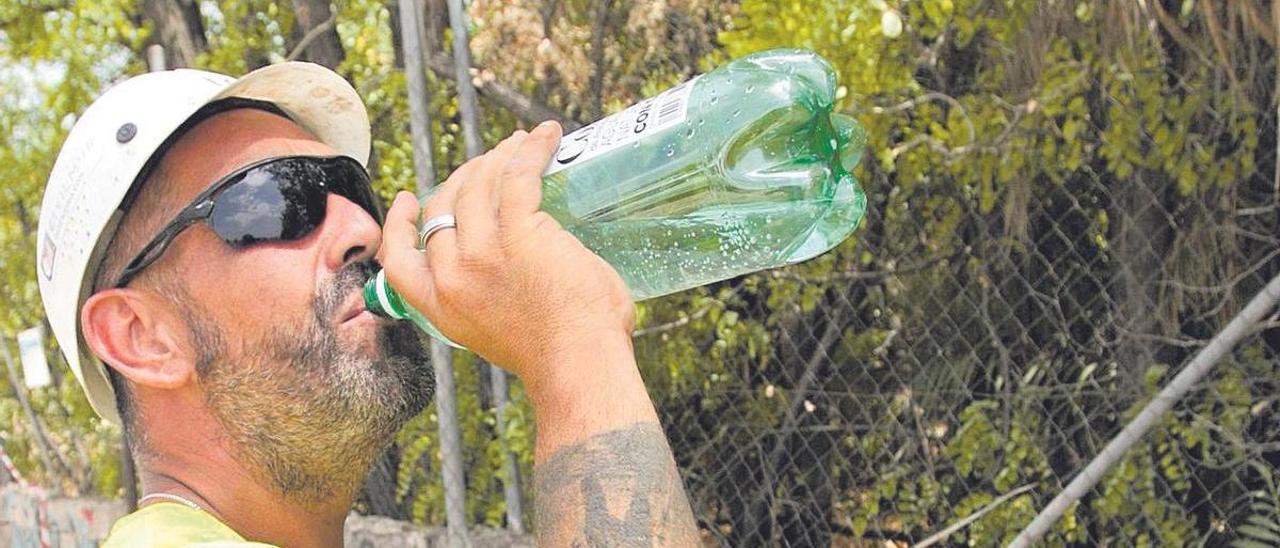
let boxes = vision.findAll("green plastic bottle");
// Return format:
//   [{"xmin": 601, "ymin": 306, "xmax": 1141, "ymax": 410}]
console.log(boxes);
[{"xmin": 365, "ymin": 48, "xmax": 868, "ymax": 347}]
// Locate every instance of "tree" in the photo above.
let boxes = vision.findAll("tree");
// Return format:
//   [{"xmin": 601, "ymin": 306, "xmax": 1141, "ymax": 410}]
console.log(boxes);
[
  {"xmin": 287, "ymin": 0, "xmax": 342, "ymax": 67},
  {"xmin": 142, "ymin": 0, "xmax": 206, "ymax": 68}
]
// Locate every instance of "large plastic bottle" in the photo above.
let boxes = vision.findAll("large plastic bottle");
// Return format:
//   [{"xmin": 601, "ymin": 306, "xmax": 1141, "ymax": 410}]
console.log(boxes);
[{"xmin": 364, "ymin": 48, "xmax": 867, "ymax": 347}]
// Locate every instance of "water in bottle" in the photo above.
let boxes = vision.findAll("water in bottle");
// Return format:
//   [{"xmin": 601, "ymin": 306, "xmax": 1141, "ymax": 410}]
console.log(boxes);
[{"xmin": 365, "ymin": 48, "xmax": 868, "ymax": 347}]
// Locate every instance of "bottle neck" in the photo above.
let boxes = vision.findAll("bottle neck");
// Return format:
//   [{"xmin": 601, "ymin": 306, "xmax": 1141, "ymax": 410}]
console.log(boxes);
[{"xmin": 363, "ymin": 269, "xmax": 409, "ymax": 320}]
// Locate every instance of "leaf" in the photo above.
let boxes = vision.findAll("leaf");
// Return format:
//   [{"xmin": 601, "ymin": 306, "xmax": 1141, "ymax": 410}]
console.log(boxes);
[
  {"xmin": 880, "ymin": 11, "xmax": 903, "ymax": 38},
  {"xmin": 1245, "ymin": 515, "xmax": 1280, "ymax": 532},
  {"xmin": 1234, "ymin": 538, "xmax": 1280, "ymax": 548}
]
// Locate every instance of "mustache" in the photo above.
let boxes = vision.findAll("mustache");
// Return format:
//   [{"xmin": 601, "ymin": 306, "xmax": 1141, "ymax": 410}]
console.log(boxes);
[{"xmin": 315, "ymin": 259, "xmax": 381, "ymax": 325}]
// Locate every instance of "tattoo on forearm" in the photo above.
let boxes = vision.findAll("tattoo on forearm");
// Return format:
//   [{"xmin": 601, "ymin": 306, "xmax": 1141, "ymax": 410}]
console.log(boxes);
[{"xmin": 534, "ymin": 422, "xmax": 699, "ymax": 547}]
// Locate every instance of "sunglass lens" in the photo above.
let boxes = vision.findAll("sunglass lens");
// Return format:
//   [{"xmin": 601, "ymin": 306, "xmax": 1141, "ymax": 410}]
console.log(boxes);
[
  {"xmin": 327, "ymin": 159, "xmax": 382, "ymax": 222},
  {"xmin": 209, "ymin": 163, "xmax": 326, "ymax": 246}
]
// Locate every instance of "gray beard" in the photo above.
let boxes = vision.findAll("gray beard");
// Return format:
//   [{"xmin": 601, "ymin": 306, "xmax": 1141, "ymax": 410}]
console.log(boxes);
[{"xmin": 191, "ymin": 260, "xmax": 434, "ymax": 504}]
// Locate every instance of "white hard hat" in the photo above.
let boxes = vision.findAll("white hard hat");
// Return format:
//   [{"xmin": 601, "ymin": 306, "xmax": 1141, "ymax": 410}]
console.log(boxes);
[{"xmin": 36, "ymin": 62, "xmax": 372, "ymax": 425}]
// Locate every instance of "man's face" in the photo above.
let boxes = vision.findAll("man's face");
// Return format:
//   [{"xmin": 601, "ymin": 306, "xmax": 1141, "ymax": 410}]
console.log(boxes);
[{"xmin": 144, "ymin": 108, "xmax": 433, "ymax": 501}]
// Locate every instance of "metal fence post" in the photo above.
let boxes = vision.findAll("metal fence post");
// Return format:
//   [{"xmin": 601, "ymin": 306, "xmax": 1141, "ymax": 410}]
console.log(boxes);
[
  {"xmin": 1010, "ymin": 270, "xmax": 1280, "ymax": 547},
  {"xmin": 397, "ymin": 1, "xmax": 470, "ymax": 546},
  {"xmin": 445, "ymin": 0, "xmax": 526, "ymax": 534}
]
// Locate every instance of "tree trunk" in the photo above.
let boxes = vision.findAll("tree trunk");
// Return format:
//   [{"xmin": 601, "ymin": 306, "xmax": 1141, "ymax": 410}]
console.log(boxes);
[
  {"xmin": 358, "ymin": 446, "xmax": 407, "ymax": 519},
  {"xmin": 2, "ymin": 342, "xmax": 69, "ymax": 485},
  {"xmin": 389, "ymin": 3, "xmax": 405, "ymax": 69},
  {"xmin": 535, "ymin": 0, "xmax": 562, "ymax": 105},
  {"xmin": 142, "ymin": 0, "xmax": 206, "ymax": 68},
  {"xmin": 423, "ymin": 0, "xmax": 448, "ymax": 54},
  {"xmin": 289, "ymin": 0, "xmax": 344, "ymax": 68},
  {"xmin": 586, "ymin": 0, "xmax": 615, "ymax": 120}
]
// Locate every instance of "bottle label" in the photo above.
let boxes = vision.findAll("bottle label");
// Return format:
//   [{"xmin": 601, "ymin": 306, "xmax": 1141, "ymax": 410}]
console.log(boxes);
[{"xmin": 545, "ymin": 75, "xmax": 700, "ymax": 176}]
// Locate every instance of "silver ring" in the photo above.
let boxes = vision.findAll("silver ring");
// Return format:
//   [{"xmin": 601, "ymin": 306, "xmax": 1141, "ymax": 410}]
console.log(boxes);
[{"xmin": 418, "ymin": 214, "xmax": 457, "ymax": 249}]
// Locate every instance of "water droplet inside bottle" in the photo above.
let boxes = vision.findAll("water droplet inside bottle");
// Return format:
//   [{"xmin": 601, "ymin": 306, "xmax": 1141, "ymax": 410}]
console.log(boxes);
[
  {"xmin": 664, "ymin": 145, "xmax": 675, "ymax": 157},
  {"xmin": 632, "ymin": 141, "xmax": 640, "ymax": 149},
  {"xmin": 684, "ymin": 127, "xmax": 695, "ymax": 139},
  {"xmin": 732, "ymin": 109, "xmax": 741, "ymax": 118},
  {"xmin": 710, "ymin": 96, "xmax": 718, "ymax": 105},
  {"xmin": 745, "ymin": 84, "xmax": 755, "ymax": 93},
  {"xmin": 698, "ymin": 118, "xmax": 706, "ymax": 126}
]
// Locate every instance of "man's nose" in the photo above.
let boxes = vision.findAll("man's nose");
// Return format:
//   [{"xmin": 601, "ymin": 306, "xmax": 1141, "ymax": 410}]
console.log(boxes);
[{"xmin": 320, "ymin": 193, "xmax": 383, "ymax": 271}]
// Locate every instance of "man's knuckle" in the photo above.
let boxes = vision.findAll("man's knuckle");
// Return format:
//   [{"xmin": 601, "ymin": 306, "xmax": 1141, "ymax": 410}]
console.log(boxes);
[
  {"xmin": 433, "ymin": 272, "xmax": 465, "ymax": 299},
  {"xmin": 422, "ymin": 195, "xmax": 450, "ymax": 216},
  {"xmin": 498, "ymin": 164, "xmax": 525, "ymax": 183},
  {"xmin": 456, "ymin": 252, "xmax": 490, "ymax": 273},
  {"xmin": 530, "ymin": 211, "xmax": 560, "ymax": 231}
]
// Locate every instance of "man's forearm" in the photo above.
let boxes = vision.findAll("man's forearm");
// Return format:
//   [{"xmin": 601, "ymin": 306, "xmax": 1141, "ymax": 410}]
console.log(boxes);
[
  {"xmin": 525, "ymin": 335, "xmax": 698, "ymax": 547},
  {"xmin": 534, "ymin": 422, "xmax": 697, "ymax": 546}
]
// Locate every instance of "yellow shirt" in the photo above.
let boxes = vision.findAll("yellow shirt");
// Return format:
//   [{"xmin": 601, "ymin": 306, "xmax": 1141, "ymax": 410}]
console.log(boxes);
[{"xmin": 102, "ymin": 502, "xmax": 277, "ymax": 548}]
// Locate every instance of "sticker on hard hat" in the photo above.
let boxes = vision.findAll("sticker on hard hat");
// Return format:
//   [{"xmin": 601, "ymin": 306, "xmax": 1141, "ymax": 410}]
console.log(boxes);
[{"xmin": 40, "ymin": 236, "xmax": 56, "ymax": 282}]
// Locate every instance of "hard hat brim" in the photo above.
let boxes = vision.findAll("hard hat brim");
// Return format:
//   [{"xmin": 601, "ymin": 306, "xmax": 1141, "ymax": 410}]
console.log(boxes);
[{"xmin": 212, "ymin": 62, "xmax": 371, "ymax": 166}]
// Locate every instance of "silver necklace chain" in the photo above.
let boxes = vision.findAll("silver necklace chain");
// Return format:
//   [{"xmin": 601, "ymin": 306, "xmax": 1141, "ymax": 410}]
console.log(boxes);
[{"xmin": 138, "ymin": 492, "xmax": 203, "ymax": 511}]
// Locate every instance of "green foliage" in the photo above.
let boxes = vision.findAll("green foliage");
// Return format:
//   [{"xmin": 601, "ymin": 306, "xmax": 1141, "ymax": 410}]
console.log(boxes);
[
  {"xmin": 199, "ymin": 0, "xmax": 294, "ymax": 73},
  {"xmin": 706, "ymin": 0, "xmax": 1275, "ymax": 544},
  {"xmin": 393, "ymin": 351, "xmax": 536, "ymax": 528},
  {"xmin": 1234, "ymin": 461, "xmax": 1280, "ymax": 548},
  {"xmin": 1, "ymin": 2, "xmax": 1276, "ymax": 547},
  {"xmin": 0, "ymin": 0, "xmax": 147, "ymax": 497}
]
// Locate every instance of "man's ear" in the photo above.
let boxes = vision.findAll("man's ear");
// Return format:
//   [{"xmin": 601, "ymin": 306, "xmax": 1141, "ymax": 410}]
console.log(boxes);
[{"xmin": 81, "ymin": 288, "xmax": 196, "ymax": 390}]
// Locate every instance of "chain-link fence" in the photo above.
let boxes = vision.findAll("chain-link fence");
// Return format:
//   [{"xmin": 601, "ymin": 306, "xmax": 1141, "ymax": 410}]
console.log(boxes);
[
  {"xmin": 346, "ymin": 2, "xmax": 1280, "ymax": 543},
  {"xmin": 626, "ymin": 134, "xmax": 1280, "ymax": 546},
  {"xmin": 367, "ymin": 75, "xmax": 1280, "ymax": 548},
  {"xmin": 639, "ymin": 143, "xmax": 1280, "ymax": 546},
  {"xmin": 359, "ymin": 139, "xmax": 1280, "ymax": 545}
]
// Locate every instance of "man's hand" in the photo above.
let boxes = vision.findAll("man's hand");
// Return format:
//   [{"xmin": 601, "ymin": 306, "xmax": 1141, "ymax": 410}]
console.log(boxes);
[
  {"xmin": 378, "ymin": 121, "xmax": 634, "ymax": 380},
  {"xmin": 379, "ymin": 121, "xmax": 699, "ymax": 546}
]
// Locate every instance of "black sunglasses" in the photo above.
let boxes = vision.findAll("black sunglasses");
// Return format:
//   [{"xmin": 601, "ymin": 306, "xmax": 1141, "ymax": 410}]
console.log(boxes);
[{"xmin": 113, "ymin": 155, "xmax": 383, "ymax": 288}]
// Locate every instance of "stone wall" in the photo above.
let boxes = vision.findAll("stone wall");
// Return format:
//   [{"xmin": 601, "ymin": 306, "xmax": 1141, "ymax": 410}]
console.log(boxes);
[
  {"xmin": 0, "ymin": 486, "xmax": 530, "ymax": 547},
  {"xmin": 1, "ymin": 485, "xmax": 125, "ymax": 548},
  {"xmin": 345, "ymin": 514, "xmax": 532, "ymax": 548}
]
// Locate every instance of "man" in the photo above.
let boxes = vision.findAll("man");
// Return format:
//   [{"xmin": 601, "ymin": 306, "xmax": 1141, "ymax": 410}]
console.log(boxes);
[{"xmin": 36, "ymin": 61, "xmax": 697, "ymax": 546}]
